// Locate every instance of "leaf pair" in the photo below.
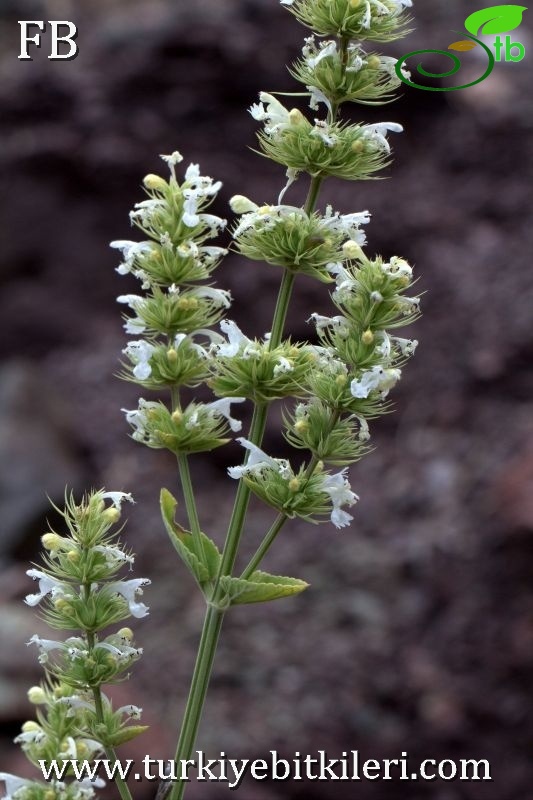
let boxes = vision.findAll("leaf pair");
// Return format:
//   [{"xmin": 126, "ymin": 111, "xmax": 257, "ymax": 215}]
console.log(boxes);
[{"xmin": 160, "ymin": 489, "xmax": 308, "ymax": 605}]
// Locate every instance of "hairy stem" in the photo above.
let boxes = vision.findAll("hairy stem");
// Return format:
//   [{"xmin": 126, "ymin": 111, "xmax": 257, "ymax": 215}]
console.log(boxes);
[
  {"xmin": 84, "ymin": 587, "xmax": 133, "ymax": 800},
  {"xmin": 240, "ymin": 513, "xmax": 287, "ymax": 580},
  {"xmin": 171, "ymin": 385, "xmax": 206, "ymax": 563}
]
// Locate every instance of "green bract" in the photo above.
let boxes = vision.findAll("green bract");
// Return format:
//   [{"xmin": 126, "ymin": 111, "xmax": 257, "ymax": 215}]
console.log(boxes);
[
  {"xmin": 233, "ymin": 205, "xmax": 344, "ymax": 281},
  {"xmin": 209, "ymin": 336, "xmax": 314, "ymax": 403},
  {"xmin": 282, "ymin": 0, "xmax": 412, "ymax": 41},
  {"xmin": 120, "ymin": 336, "xmax": 210, "ymax": 390},
  {"xmin": 291, "ymin": 40, "xmax": 405, "ymax": 106},
  {"xmin": 284, "ymin": 399, "xmax": 370, "ymax": 465},
  {"xmin": 257, "ymin": 118, "xmax": 395, "ymax": 180},
  {"xmin": 123, "ymin": 398, "xmax": 244, "ymax": 455}
]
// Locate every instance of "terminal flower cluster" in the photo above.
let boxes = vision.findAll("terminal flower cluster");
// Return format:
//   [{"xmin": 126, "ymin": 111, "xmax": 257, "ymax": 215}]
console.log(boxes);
[{"xmin": 2, "ymin": 491, "xmax": 148, "ymax": 800}]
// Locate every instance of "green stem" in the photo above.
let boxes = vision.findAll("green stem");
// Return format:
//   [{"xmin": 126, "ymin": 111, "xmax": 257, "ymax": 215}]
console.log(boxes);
[
  {"xmin": 171, "ymin": 385, "xmax": 206, "ymax": 563},
  {"xmin": 85, "ymin": 611, "xmax": 133, "ymax": 800},
  {"xmin": 91, "ymin": 686, "xmax": 133, "ymax": 800},
  {"xmin": 269, "ymin": 270, "xmax": 296, "ymax": 351},
  {"xmin": 304, "ymin": 175, "xmax": 323, "ymax": 216},
  {"xmin": 168, "ymin": 606, "xmax": 224, "ymax": 800},
  {"xmin": 240, "ymin": 513, "xmax": 287, "ymax": 580},
  {"xmin": 177, "ymin": 453, "xmax": 206, "ymax": 563},
  {"xmin": 216, "ymin": 402, "xmax": 269, "ymax": 579}
]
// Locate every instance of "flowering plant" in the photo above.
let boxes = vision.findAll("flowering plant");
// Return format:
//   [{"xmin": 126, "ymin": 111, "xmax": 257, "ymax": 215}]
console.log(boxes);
[{"xmin": 3, "ymin": 1, "xmax": 420, "ymax": 798}]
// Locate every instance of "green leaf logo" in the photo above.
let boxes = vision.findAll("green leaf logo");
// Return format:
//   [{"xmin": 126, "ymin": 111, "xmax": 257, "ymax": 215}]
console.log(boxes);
[{"xmin": 465, "ymin": 4, "xmax": 527, "ymax": 36}]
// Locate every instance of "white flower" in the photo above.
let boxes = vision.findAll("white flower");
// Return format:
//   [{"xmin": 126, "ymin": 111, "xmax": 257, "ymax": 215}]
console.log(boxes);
[
  {"xmin": 356, "ymin": 415, "xmax": 371, "ymax": 442},
  {"xmin": 249, "ymin": 92, "xmax": 291, "ymax": 137},
  {"xmin": 198, "ymin": 213, "xmax": 227, "ymax": 236},
  {"xmin": 182, "ymin": 193, "xmax": 200, "ymax": 227},
  {"xmin": 306, "ymin": 39, "xmax": 337, "ymax": 69},
  {"xmin": 116, "ymin": 704, "xmax": 143, "ymax": 720},
  {"xmin": 280, "ymin": 0, "xmax": 294, "ymax": 4},
  {"xmin": 107, "ymin": 578, "xmax": 151, "ymax": 618},
  {"xmin": 130, "ymin": 197, "xmax": 166, "ymax": 226},
  {"xmin": 95, "ymin": 640, "xmax": 142, "ymax": 660},
  {"xmin": 94, "ymin": 545, "xmax": 135, "ymax": 570},
  {"xmin": 215, "ymin": 320, "xmax": 261, "ymax": 359},
  {"xmin": 25, "ymin": 570, "xmax": 68, "ymax": 607},
  {"xmin": 311, "ymin": 119, "xmax": 338, "ymax": 147},
  {"xmin": 0, "ymin": 773, "xmax": 33, "ymax": 800},
  {"xmin": 363, "ymin": 121, "xmax": 404, "ymax": 154},
  {"xmin": 116, "ymin": 294, "xmax": 143, "ymax": 309},
  {"xmin": 321, "ymin": 470, "xmax": 359, "ymax": 529},
  {"xmin": 14, "ymin": 728, "xmax": 46, "ymax": 745},
  {"xmin": 228, "ymin": 438, "xmax": 291, "ymax": 480},
  {"xmin": 104, "ymin": 493, "xmax": 135, "ymax": 515},
  {"xmin": 395, "ymin": 295, "xmax": 420, "ymax": 315},
  {"xmin": 375, "ymin": 331, "xmax": 392, "ymax": 359},
  {"xmin": 110, "ymin": 240, "xmax": 153, "ymax": 276},
  {"xmin": 350, "ymin": 365, "xmax": 402, "ymax": 399},
  {"xmin": 381, "ymin": 54, "xmax": 410, "ymax": 80},
  {"xmin": 122, "ymin": 340, "xmax": 156, "ymax": 380},
  {"xmin": 393, "ymin": 336, "xmax": 418, "ymax": 357},
  {"xmin": 278, "ymin": 167, "xmax": 300, "ymax": 204},
  {"xmin": 322, "ymin": 205, "xmax": 371, "ymax": 244},
  {"xmin": 27, "ymin": 634, "xmax": 66, "ymax": 663},
  {"xmin": 309, "ymin": 313, "xmax": 350, "ymax": 336},
  {"xmin": 273, "ymin": 356, "xmax": 293, "ymax": 376},
  {"xmin": 382, "ymin": 255, "xmax": 413, "ymax": 279},
  {"xmin": 206, "ymin": 398, "xmax": 246, "ymax": 432},
  {"xmin": 160, "ymin": 151, "xmax": 183, "ymax": 178},
  {"xmin": 194, "ymin": 287, "xmax": 232, "ymax": 309},
  {"xmin": 122, "ymin": 399, "xmax": 160, "ymax": 444}
]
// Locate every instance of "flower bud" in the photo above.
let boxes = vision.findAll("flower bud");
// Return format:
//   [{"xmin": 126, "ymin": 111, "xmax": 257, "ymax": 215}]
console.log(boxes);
[
  {"xmin": 22, "ymin": 721, "xmax": 41, "ymax": 733},
  {"xmin": 289, "ymin": 478, "xmax": 301, "ymax": 493},
  {"xmin": 294, "ymin": 419, "xmax": 309, "ymax": 434},
  {"xmin": 171, "ymin": 410, "xmax": 183, "ymax": 424},
  {"xmin": 118, "ymin": 627, "xmax": 134, "ymax": 641},
  {"xmin": 289, "ymin": 108, "xmax": 307, "ymax": 126},
  {"xmin": 27, "ymin": 686, "xmax": 46, "ymax": 704},
  {"xmin": 44, "ymin": 791, "xmax": 56, "ymax": 800},
  {"xmin": 349, "ymin": 0, "xmax": 362, "ymax": 7},
  {"xmin": 54, "ymin": 598, "xmax": 70, "ymax": 612},
  {"xmin": 351, "ymin": 140, "xmax": 365, "ymax": 154},
  {"xmin": 230, "ymin": 195, "xmax": 257, "ymax": 214},
  {"xmin": 335, "ymin": 374, "xmax": 348, "ymax": 387},
  {"xmin": 41, "ymin": 533, "xmax": 65, "ymax": 551},
  {"xmin": 342, "ymin": 240, "xmax": 362, "ymax": 260},
  {"xmin": 362, "ymin": 329, "xmax": 374, "ymax": 345},
  {"xmin": 67, "ymin": 550, "xmax": 80, "ymax": 563},
  {"xmin": 370, "ymin": 291, "xmax": 383, "ymax": 304},
  {"xmin": 103, "ymin": 507, "xmax": 120, "ymax": 525},
  {"xmin": 167, "ymin": 348, "xmax": 178, "ymax": 363},
  {"xmin": 367, "ymin": 55, "xmax": 381, "ymax": 70},
  {"xmin": 143, "ymin": 174, "xmax": 167, "ymax": 191}
]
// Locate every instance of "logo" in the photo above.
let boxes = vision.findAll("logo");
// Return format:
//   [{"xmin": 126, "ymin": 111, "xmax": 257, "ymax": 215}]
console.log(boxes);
[{"xmin": 396, "ymin": 4, "xmax": 527, "ymax": 91}]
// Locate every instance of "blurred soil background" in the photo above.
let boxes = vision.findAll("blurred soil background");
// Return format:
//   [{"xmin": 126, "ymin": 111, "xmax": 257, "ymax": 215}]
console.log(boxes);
[{"xmin": 1, "ymin": 1, "xmax": 533, "ymax": 798}]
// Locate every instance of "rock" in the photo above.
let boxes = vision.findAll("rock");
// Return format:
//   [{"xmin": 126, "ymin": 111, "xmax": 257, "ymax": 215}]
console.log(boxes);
[{"xmin": 0, "ymin": 361, "xmax": 86, "ymax": 561}]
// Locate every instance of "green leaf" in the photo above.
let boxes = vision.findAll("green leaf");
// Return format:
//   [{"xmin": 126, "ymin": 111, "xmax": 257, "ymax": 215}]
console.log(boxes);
[
  {"xmin": 108, "ymin": 725, "xmax": 149, "ymax": 746},
  {"xmin": 464, "ymin": 5, "xmax": 527, "ymax": 35},
  {"xmin": 219, "ymin": 570, "xmax": 309, "ymax": 606},
  {"xmin": 448, "ymin": 40, "xmax": 478, "ymax": 51},
  {"xmin": 160, "ymin": 489, "xmax": 221, "ymax": 587}
]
